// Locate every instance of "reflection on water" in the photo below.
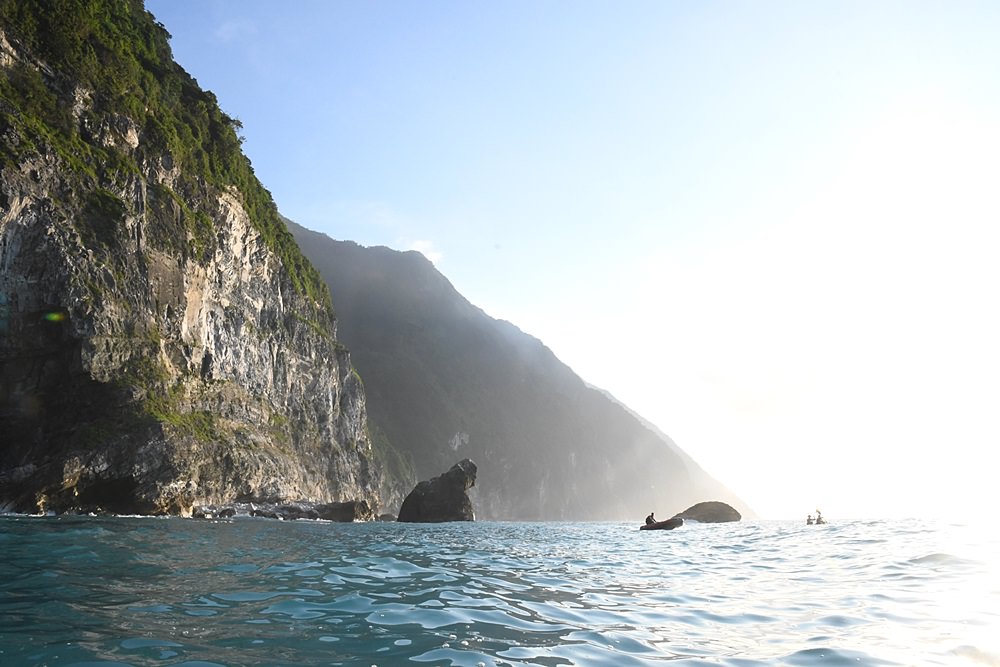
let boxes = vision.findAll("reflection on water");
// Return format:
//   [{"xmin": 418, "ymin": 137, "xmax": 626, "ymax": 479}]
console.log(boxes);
[{"xmin": 0, "ymin": 517, "xmax": 997, "ymax": 666}]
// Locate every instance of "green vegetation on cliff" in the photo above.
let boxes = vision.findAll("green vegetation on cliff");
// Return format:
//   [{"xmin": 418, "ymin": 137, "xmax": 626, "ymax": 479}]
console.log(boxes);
[{"xmin": 0, "ymin": 0, "xmax": 327, "ymax": 304}]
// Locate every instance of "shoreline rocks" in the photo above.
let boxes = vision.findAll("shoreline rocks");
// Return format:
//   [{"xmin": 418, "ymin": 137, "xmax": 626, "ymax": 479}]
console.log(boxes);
[{"xmin": 192, "ymin": 499, "xmax": 375, "ymax": 522}]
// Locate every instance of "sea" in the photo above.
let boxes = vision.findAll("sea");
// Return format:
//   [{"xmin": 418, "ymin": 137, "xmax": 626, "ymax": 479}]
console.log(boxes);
[{"xmin": 0, "ymin": 516, "xmax": 997, "ymax": 667}]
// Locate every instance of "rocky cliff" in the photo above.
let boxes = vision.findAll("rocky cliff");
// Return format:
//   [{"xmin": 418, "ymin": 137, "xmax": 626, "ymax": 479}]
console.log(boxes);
[
  {"xmin": 0, "ymin": 2, "xmax": 381, "ymax": 514},
  {"xmin": 287, "ymin": 222, "xmax": 751, "ymax": 520}
]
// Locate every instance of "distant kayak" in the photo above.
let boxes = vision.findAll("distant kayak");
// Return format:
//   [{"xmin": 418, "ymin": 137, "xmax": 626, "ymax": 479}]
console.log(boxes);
[{"xmin": 639, "ymin": 517, "xmax": 683, "ymax": 531}]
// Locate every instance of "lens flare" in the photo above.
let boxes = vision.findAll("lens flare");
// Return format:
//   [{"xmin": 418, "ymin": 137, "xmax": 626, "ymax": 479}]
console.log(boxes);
[{"xmin": 43, "ymin": 312, "xmax": 66, "ymax": 322}]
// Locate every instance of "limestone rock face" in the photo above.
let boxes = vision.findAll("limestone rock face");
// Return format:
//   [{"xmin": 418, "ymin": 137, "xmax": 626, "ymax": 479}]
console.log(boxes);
[
  {"xmin": 397, "ymin": 459, "xmax": 477, "ymax": 522},
  {"xmin": 0, "ymin": 14, "xmax": 380, "ymax": 515},
  {"xmin": 673, "ymin": 501, "xmax": 742, "ymax": 523}
]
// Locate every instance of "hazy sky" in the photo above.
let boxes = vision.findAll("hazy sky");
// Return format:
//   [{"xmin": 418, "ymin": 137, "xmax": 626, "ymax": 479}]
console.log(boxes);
[{"xmin": 147, "ymin": 1, "xmax": 999, "ymax": 520}]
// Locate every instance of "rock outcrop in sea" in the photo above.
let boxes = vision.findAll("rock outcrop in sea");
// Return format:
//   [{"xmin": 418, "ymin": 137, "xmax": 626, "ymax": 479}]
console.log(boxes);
[
  {"xmin": 0, "ymin": 4, "xmax": 385, "ymax": 515},
  {"xmin": 673, "ymin": 501, "xmax": 742, "ymax": 523},
  {"xmin": 397, "ymin": 459, "xmax": 477, "ymax": 522}
]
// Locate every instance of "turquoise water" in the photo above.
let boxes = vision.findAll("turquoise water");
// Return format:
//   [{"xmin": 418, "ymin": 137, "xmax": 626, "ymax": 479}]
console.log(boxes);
[{"xmin": 1, "ymin": 517, "xmax": 997, "ymax": 666}]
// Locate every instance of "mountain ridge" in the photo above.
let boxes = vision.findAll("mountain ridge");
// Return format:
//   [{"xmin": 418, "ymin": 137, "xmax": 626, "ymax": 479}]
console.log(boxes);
[
  {"xmin": 0, "ymin": 0, "xmax": 745, "ymax": 521},
  {"xmin": 287, "ymin": 220, "xmax": 749, "ymax": 520}
]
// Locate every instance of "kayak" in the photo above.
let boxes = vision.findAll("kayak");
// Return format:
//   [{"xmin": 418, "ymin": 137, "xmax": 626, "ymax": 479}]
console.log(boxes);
[{"xmin": 639, "ymin": 517, "xmax": 683, "ymax": 531}]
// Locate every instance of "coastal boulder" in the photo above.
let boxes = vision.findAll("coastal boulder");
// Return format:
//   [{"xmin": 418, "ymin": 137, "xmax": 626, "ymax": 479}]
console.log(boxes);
[
  {"xmin": 673, "ymin": 501, "xmax": 741, "ymax": 523},
  {"xmin": 397, "ymin": 459, "xmax": 477, "ymax": 522},
  {"xmin": 315, "ymin": 500, "xmax": 375, "ymax": 522}
]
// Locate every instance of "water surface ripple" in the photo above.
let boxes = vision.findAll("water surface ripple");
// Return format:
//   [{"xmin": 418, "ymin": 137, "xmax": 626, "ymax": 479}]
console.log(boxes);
[{"xmin": 1, "ymin": 517, "xmax": 997, "ymax": 666}]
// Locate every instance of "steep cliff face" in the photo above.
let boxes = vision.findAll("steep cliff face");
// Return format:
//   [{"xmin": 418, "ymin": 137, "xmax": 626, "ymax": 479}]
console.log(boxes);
[
  {"xmin": 288, "ymin": 222, "xmax": 751, "ymax": 521},
  {"xmin": 0, "ymin": 3, "xmax": 379, "ymax": 514}
]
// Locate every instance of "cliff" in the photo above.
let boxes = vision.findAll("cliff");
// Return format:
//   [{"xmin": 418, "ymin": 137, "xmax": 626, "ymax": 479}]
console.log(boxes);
[
  {"xmin": 287, "ymin": 222, "xmax": 750, "ymax": 520},
  {"xmin": 0, "ymin": 2, "xmax": 381, "ymax": 514}
]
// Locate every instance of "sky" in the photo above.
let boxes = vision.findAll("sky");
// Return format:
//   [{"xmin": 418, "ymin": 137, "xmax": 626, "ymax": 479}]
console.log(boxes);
[{"xmin": 146, "ymin": 1, "xmax": 1000, "ymax": 521}]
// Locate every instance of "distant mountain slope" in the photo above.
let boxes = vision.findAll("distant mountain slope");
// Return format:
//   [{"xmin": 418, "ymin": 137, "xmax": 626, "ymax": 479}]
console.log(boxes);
[
  {"xmin": 288, "ymin": 221, "xmax": 748, "ymax": 520},
  {"xmin": 590, "ymin": 385, "xmax": 708, "ymax": 481}
]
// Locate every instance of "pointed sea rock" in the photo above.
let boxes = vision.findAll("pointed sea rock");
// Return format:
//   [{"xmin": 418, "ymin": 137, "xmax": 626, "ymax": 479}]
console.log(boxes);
[{"xmin": 397, "ymin": 459, "xmax": 477, "ymax": 522}]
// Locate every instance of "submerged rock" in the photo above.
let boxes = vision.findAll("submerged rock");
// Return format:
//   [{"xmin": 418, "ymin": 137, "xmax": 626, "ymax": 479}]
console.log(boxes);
[
  {"xmin": 397, "ymin": 459, "xmax": 477, "ymax": 522},
  {"xmin": 673, "ymin": 501, "xmax": 741, "ymax": 523}
]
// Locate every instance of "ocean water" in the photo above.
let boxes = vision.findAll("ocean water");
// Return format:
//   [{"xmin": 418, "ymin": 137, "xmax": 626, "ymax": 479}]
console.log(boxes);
[{"xmin": 0, "ymin": 517, "xmax": 997, "ymax": 667}]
